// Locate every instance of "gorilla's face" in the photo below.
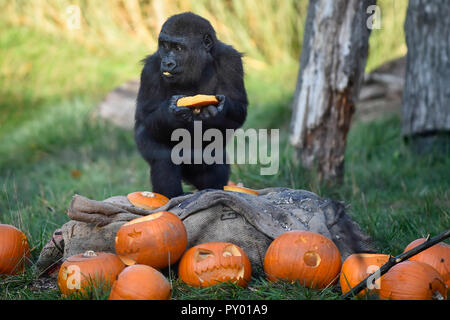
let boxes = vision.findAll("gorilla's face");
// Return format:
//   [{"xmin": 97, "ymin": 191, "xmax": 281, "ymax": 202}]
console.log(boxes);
[{"xmin": 158, "ymin": 32, "xmax": 213, "ymax": 86}]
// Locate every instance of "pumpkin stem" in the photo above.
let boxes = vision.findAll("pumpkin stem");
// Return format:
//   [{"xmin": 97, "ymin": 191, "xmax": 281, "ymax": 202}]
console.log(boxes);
[
  {"xmin": 83, "ymin": 250, "xmax": 97, "ymax": 257},
  {"xmin": 141, "ymin": 191, "xmax": 155, "ymax": 198}
]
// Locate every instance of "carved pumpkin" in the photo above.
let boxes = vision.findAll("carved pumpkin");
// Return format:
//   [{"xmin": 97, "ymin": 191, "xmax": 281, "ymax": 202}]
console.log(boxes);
[
  {"xmin": 264, "ymin": 230, "xmax": 341, "ymax": 289},
  {"xmin": 379, "ymin": 261, "xmax": 447, "ymax": 300},
  {"xmin": 115, "ymin": 211, "xmax": 187, "ymax": 269},
  {"xmin": 109, "ymin": 264, "xmax": 171, "ymax": 300},
  {"xmin": 127, "ymin": 191, "xmax": 169, "ymax": 210},
  {"xmin": 0, "ymin": 224, "xmax": 30, "ymax": 274},
  {"xmin": 223, "ymin": 185, "xmax": 259, "ymax": 195},
  {"xmin": 57, "ymin": 250, "xmax": 125, "ymax": 296},
  {"xmin": 404, "ymin": 238, "xmax": 450, "ymax": 287},
  {"xmin": 178, "ymin": 242, "xmax": 252, "ymax": 287},
  {"xmin": 340, "ymin": 253, "xmax": 390, "ymax": 296}
]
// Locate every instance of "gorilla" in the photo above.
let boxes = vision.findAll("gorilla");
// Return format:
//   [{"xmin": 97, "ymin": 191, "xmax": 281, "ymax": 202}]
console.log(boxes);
[{"xmin": 134, "ymin": 12, "xmax": 248, "ymax": 198}]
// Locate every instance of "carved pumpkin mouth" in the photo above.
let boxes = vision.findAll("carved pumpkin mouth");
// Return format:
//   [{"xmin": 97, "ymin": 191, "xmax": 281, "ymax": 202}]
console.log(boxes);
[
  {"xmin": 304, "ymin": 251, "xmax": 321, "ymax": 267},
  {"xmin": 195, "ymin": 265, "xmax": 246, "ymax": 283}
]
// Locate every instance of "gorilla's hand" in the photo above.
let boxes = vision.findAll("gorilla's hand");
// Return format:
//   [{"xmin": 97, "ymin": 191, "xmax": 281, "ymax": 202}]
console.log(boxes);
[
  {"xmin": 169, "ymin": 95, "xmax": 193, "ymax": 122},
  {"xmin": 196, "ymin": 95, "xmax": 226, "ymax": 120}
]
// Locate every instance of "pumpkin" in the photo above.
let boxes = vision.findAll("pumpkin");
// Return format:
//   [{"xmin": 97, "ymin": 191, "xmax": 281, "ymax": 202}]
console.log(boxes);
[
  {"xmin": 223, "ymin": 185, "xmax": 259, "ymax": 196},
  {"xmin": 57, "ymin": 250, "xmax": 125, "ymax": 296},
  {"xmin": 115, "ymin": 211, "xmax": 187, "ymax": 269},
  {"xmin": 379, "ymin": 261, "xmax": 447, "ymax": 300},
  {"xmin": 127, "ymin": 191, "xmax": 169, "ymax": 210},
  {"xmin": 178, "ymin": 242, "xmax": 252, "ymax": 287},
  {"xmin": 177, "ymin": 94, "xmax": 219, "ymax": 107},
  {"xmin": 0, "ymin": 224, "xmax": 30, "ymax": 275},
  {"xmin": 403, "ymin": 238, "xmax": 450, "ymax": 287},
  {"xmin": 177, "ymin": 94, "xmax": 219, "ymax": 115},
  {"xmin": 264, "ymin": 230, "xmax": 341, "ymax": 289},
  {"xmin": 109, "ymin": 264, "xmax": 171, "ymax": 300},
  {"xmin": 340, "ymin": 253, "xmax": 390, "ymax": 296}
]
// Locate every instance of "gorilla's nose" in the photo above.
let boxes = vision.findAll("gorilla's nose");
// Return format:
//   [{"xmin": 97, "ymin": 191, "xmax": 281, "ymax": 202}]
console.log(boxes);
[{"xmin": 162, "ymin": 59, "xmax": 176, "ymax": 72}]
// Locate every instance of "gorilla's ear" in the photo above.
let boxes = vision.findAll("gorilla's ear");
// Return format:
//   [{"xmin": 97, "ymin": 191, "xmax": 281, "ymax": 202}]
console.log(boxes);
[{"xmin": 203, "ymin": 34, "xmax": 214, "ymax": 52}]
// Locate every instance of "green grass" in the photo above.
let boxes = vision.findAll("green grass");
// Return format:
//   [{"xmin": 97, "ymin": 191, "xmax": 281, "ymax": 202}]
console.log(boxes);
[
  {"xmin": 1, "ymin": 1, "xmax": 448, "ymax": 300},
  {"xmin": 0, "ymin": 20, "xmax": 146, "ymax": 139}
]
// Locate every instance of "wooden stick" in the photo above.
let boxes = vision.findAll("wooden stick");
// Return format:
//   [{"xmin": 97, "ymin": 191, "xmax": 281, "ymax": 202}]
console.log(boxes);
[{"xmin": 341, "ymin": 229, "xmax": 450, "ymax": 299}]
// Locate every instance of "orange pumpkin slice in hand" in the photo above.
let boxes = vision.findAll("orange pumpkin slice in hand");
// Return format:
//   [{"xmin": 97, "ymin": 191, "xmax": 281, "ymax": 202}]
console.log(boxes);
[{"xmin": 177, "ymin": 94, "xmax": 219, "ymax": 107}]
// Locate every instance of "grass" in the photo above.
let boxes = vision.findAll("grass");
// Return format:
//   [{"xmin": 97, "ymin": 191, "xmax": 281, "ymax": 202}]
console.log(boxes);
[{"xmin": 1, "ymin": 0, "xmax": 448, "ymax": 300}]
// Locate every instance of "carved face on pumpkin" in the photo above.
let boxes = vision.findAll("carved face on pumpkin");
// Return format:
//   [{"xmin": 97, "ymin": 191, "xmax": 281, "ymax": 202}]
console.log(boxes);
[
  {"xmin": 178, "ymin": 242, "xmax": 252, "ymax": 287},
  {"xmin": 115, "ymin": 211, "xmax": 187, "ymax": 269}
]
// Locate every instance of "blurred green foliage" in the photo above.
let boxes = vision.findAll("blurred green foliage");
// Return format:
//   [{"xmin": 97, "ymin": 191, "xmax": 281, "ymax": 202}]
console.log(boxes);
[{"xmin": 0, "ymin": 0, "xmax": 407, "ymax": 136}]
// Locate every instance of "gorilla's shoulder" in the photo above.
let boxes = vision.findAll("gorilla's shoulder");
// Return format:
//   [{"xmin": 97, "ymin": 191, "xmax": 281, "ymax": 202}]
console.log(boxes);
[
  {"xmin": 140, "ymin": 53, "xmax": 161, "ymax": 80},
  {"xmin": 215, "ymin": 42, "xmax": 244, "ymax": 73},
  {"xmin": 141, "ymin": 53, "xmax": 160, "ymax": 68}
]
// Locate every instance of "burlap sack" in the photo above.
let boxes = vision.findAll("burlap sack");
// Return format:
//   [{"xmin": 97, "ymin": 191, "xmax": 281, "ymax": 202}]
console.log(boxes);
[{"xmin": 36, "ymin": 188, "xmax": 375, "ymax": 275}]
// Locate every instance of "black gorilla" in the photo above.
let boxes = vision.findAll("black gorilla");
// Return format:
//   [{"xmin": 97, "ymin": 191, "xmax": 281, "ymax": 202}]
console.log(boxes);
[{"xmin": 134, "ymin": 12, "xmax": 248, "ymax": 198}]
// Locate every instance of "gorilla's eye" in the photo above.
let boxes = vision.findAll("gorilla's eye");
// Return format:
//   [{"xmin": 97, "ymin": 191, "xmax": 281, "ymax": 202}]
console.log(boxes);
[
  {"xmin": 175, "ymin": 44, "xmax": 183, "ymax": 51},
  {"xmin": 160, "ymin": 42, "xmax": 169, "ymax": 50}
]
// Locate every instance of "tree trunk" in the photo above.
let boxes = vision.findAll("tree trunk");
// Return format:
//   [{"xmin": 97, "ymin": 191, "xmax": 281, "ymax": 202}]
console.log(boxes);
[
  {"xmin": 402, "ymin": 0, "xmax": 450, "ymax": 150},
  {"xmin": 290, "ymin": 0, "xmax": 375, "ymax": 183}
]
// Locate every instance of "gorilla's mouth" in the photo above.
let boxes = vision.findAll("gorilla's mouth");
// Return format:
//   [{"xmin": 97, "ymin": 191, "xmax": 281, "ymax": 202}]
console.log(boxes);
[
  {"xmin": 162, "ymin": 71, "xmax": 181, "ymax": 79},
  {"xmin": 162, "ymin": 71, "xmax": 182, "ymax": 82}
]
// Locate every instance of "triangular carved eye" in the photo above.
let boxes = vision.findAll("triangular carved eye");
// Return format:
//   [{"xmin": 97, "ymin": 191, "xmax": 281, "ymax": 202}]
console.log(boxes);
[
  {"xmin": 223, "ymin": 245, "xmax": 241, "ymax": 257},
  {"xmin": 195, "ymin": 249, "xmax": 214, "ymax": 262}
]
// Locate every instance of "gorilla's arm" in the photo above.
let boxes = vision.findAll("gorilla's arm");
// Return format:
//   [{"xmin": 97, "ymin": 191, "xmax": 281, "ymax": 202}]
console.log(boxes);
[
  {"xmin": 135, "ymin": 55, "xmax": 183, "ymax": 138},
  {"xmin": 134, "ymin": 55, "xmax": 186, "ymax": 198},
  {"xmin": 203, "ymin": 45, "xmax": 248, "ymax": 130}
]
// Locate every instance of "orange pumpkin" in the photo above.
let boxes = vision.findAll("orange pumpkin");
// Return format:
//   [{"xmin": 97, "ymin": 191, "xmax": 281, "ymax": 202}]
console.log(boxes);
[
  {"xmin": 264, "ymin": 230, "xmax": 341, "ymax": 289},
  {"xmin": 0, "ymin": 224, "xmax": 30, "ymax": 275},
  {"xmin": 404, "ymin": 238, "xmax": 450, "ymax": 287},
  {"xmin": 379, "ymin": 261, "xmax": 447, "ymax": 300},
  {"xmin": 340, "ymin": 253, "xmax": 390, "ymax": 296},
  {"xmin": 109, "ymin": 264, "xmax": 171, "ymax": 300},
  {"xmin": 57, "ymin": 250, "xmax": 125, "ymax": 296},
  {"xmin": 223, "ymin": 185, "xmax": 259, "ymax": 196},
  {"xmin": 115, "ymin": 211, "xmax": 187, "ymax": 269},
  {"xmin": 127, "ymin": 191, "xmax": 169, "ymax": 210},
  {"xmin": 178, "ymin": 242, "xmax": 252, "ymax": 287},
  {"xmin": 177, "ymin": 95, "xmax": 219, "ymax": 107}
]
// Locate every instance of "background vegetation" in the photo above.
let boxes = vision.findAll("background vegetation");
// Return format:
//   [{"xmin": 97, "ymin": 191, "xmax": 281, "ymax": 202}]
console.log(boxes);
[{"xmin": 1, "ymin": 0, "xmax": 447, "ymax": 300}]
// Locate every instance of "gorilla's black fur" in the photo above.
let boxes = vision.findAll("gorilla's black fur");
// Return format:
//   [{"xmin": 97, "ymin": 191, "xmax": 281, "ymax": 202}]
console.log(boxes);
[{"xmin": 134, "ymin": 12, "xmax": 248, "ymax": 198}]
